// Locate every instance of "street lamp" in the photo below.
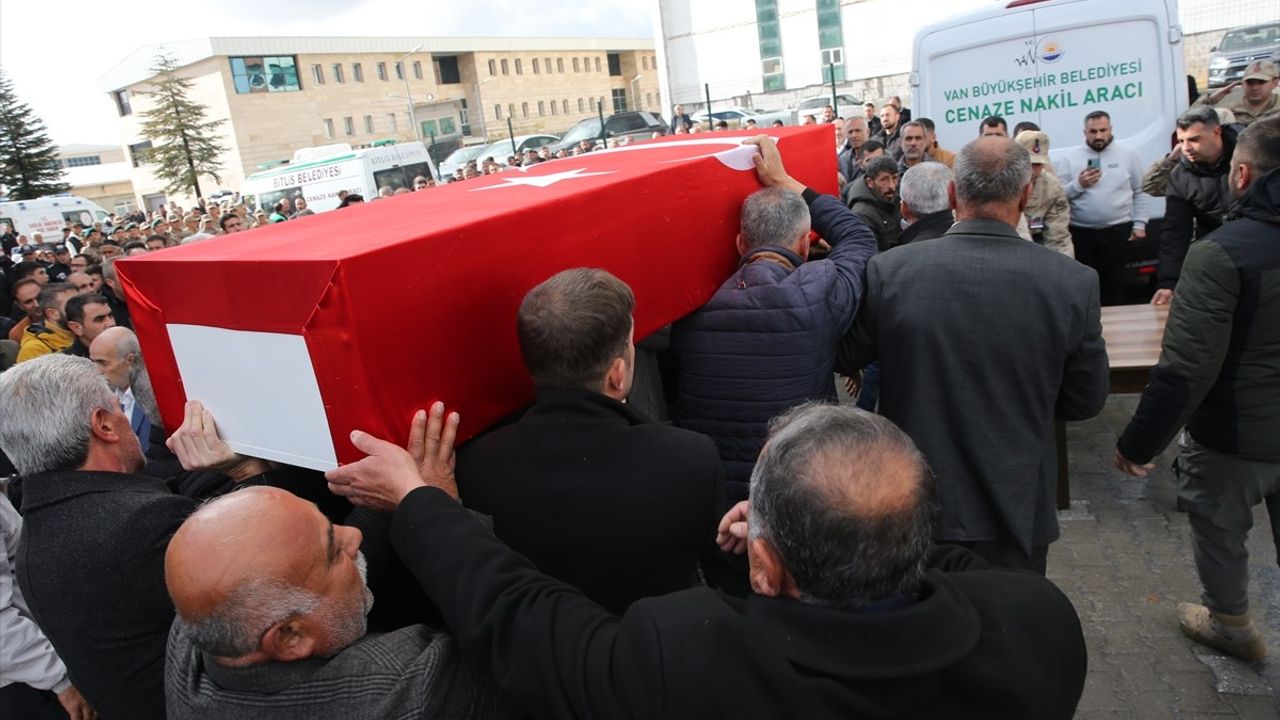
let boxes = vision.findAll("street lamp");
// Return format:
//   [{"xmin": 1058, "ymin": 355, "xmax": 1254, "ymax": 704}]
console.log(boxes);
[
  {"xmin": 397, "ymin": 45, "xmax": 424, "ymax": 144},
  {"xmin": 473, "ymin": 75, "xmax": 495, "ymax": 141},
  {"xmin": 630, "ymin": 74, "xmax": 644, "ymax": 111}
]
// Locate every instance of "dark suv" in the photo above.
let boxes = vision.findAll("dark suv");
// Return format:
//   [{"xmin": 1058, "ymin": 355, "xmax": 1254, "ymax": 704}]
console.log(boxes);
[
  {"xmin": 1208, "ymin": 23, "xmax": 1280, "ymax": 88},
  {"xmin": 548, "ymin": 111, "xmax": 666, "ymax": 153}
]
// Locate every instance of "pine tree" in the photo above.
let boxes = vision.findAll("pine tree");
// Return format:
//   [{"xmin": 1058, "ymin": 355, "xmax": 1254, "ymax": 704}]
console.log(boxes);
[
  {"xmin": 0, "ymin": 70, "xmax": 69, "ymax": 199},
  {"xmin": 138, "ymin": 53, "xmax": 226, "ymax": 200}
]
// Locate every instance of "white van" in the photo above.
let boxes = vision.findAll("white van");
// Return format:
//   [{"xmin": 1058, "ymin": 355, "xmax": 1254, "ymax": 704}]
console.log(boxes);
[
  {"xmin": 0, "ymin": 196, "xmax": 112, "ymax": 238},
  {"xmin": 912, "ymin": 0, "xmax": 1187, "ymax": 172},
  {"xmin": 242, "ymin": 141, "xmax": 437, "ymax": 214}
]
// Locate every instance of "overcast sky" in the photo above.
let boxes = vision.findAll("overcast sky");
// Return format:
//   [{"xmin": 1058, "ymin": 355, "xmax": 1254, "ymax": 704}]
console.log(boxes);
[{"xmin": 0, "ymin": 0, "xmax": 653, "ymax": 147}]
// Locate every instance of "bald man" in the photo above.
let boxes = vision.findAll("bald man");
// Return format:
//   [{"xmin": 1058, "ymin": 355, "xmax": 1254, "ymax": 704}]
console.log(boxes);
[
  {"xmin": 164, "ymin": 485, "xmax": 509, "ymax": 720},
  {"xmin": 838, "ymin": 137, "xmax": 1109, "ymax": 573},
  {"xmin": 89, "ymin": 326, "xmax": 151, "ymax": 443}
]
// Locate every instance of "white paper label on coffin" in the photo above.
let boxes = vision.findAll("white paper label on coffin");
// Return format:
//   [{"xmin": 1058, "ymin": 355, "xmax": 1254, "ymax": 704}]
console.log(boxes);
[{"xmin": 166, "ymin": 324, "xmax": 338, "ymax": 470}]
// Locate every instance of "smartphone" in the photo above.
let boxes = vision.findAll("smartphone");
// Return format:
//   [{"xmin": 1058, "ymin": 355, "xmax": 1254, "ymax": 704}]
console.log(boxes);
[{"xmin": 1086, "ymin": 157, "xmax": 1101, "ymax": 171}]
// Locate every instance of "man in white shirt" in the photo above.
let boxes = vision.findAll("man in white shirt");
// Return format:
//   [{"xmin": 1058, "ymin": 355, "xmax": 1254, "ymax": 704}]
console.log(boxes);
[{"xmin": 1057, "ymin": 110, "xmax": 1153, "ymax": 305}]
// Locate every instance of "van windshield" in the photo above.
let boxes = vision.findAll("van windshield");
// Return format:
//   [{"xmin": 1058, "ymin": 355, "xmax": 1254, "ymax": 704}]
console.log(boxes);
[{"xmin": 1220, "ymin": 24, "xmax": 1280, "ymax": 52}]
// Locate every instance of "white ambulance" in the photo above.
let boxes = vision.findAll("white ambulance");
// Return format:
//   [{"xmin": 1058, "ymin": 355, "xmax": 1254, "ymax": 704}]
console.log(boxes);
[
  {"xmin": 242, "ymin": 141, "xmax": 437, "ymax": 214},
  {"xmin": 0, "ymin": 196, "xmax": 112, "ymax": 238}
]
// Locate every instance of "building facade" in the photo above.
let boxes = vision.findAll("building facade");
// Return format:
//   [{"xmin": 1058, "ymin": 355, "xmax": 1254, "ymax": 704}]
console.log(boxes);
[
  {"xmin": 58, "ymin": 144, "xmax": 136, "ymax": 215},
  {"xmin": 100, "ymin": 36, "xmax": 659, "ymax": 208}
]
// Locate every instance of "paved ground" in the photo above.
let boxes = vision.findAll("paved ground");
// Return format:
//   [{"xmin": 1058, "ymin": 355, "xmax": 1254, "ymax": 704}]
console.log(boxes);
[{"xmin": 1057, "ymin": 394, "xmax": 1280, "ymax": 719}]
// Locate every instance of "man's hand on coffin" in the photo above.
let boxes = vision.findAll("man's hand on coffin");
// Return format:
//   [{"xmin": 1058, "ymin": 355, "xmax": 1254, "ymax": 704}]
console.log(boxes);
[
  {"xmin": 326, "ymin": 404, "xmax": 462, "ymax": 511},
  {"xmin": 406, "ymin": 401, "xmax": 461, "ymax": 493},
  {"xmin": 166, "ymin": 400, "xmax": 271, "ymax": 481},
  {"xmin": 745, "ymin": 135, "xmax": 806, "ymax": 194}
]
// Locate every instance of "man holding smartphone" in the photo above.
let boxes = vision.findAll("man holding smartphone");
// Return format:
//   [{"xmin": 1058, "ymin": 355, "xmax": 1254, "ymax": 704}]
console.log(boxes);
[{"xmin": 1057, "ymin": 110, "xmax": 1153, "ymax": 305}]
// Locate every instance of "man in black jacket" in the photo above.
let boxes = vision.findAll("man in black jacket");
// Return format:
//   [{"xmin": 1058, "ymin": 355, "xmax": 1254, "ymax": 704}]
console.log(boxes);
[
  {"xmin": 838, "ymin": 137, "xmax": 1109, "ymax": 573},
  {"xmin": 1116, "ymin": 117, "xmax": 1280, "ymax": 662},
  {"xmin": 457, "ymin": 269, "xmax": 724, "ymax": 613},
  {"xmin": 326, "ymin": 403, "xmax": 1088, "ymax": 720},
  {"xmin": 0, "ymin": 356, "xmax": 274, "ymax": 720},
  {"xmin": 1152, "ymin": 105, "xmax": 1238, "ymax": 306}
]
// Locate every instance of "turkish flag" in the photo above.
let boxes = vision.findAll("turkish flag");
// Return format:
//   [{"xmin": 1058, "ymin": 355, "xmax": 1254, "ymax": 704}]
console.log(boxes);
[{"xmin": 117, "ymin": 126, "xmax": 837, "ymax": 470}]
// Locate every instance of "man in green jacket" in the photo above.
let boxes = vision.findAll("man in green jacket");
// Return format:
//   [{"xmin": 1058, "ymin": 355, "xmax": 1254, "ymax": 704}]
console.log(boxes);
[{"xmin": 1115, "ymin": 116, "xmax": 1280, "ymax": 662}]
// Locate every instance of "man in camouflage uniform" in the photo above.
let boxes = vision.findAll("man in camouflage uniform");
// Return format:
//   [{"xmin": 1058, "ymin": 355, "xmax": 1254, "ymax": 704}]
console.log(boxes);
[{"xmin": 1014, "ymin": 130, "xmax": 1073, "ymax": 257}]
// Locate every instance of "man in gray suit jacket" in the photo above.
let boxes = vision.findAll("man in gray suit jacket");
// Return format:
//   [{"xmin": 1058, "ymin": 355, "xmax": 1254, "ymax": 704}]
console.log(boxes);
[{"xmin": 838, "ymin": 136, "xmax": 1109, "ymax": 574}]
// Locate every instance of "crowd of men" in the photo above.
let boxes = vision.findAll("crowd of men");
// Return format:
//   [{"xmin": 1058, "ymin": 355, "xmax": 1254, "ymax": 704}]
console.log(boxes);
[{"xmin": 0, "ymin": 57, "xmax": 1278, "ymax": 720}]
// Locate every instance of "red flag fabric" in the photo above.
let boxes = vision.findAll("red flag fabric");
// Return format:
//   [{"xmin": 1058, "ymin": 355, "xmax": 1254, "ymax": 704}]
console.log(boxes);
[{"xmin": 117, "ymin": 126, "xmax": 837, "ymax": 470}]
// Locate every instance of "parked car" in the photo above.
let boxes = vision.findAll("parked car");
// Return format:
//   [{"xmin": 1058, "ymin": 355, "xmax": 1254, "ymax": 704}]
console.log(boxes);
[
  {"xmin": 1208, "ymin": 22, "xmax": 1280, "ymax": 88},
  {"xmin": 475, "ymin": 134, "xmax": 560, "ymax": 166},
  {"xmin": 795, "ymin": 93, "xmax": 863, "ymax": 123},
  {"xmin": 548, "ymin": 111, "xmax": 666, "ymax": 152},
  {"xmin": 439, "ymin": 140, "xmax": 493, "ymax": 177},
  {"xmin": 691, "ymin": 106, "xmax": 763, "ymax": 129}
]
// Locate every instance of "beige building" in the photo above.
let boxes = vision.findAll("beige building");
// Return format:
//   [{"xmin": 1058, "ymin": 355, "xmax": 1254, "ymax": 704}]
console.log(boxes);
[
  {"xmin": 99, "ymin": 36, "xmax": 660, "ymax": 209},
  {"xmin": 58, "ymin": 144, "xmax": 136, "ymax": 215}
]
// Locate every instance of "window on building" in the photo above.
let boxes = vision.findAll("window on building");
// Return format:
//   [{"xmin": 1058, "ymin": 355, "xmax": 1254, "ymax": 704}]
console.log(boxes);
[
  {"xmin": 128, "ymin": 141, "xmax": 153, "ymax": 167},
  {"xmin": 488, "ymin": 59, "xmax": 497, "ymax": 76},
  {"xmin": 395, "ymin": 61, "xmax": 404, "ymax": 80},
  {"xmin": 434, "ymin": 56, "xmax": 461, "ymax": 84},
  {"xmin": 521, "ymin": 102, "xmax": 529, "ymax": 118},
  {"xmin": 413, "ymin": 60, "xmax": 423, "ymax": 80},
  {"xmin": 573, "ymin": 57, "xmax": 580, "ymax": 73},
  {"xmin": 112, "ymin": 89, "xmax": 132, "ymax": 116},
  {"xmin": 594, "ymin": 57, "xmax": 602, "ymax": 73},
  {"xmin": 439, "ymin": 117, "xmax": 457, "ymax": 134},
  {"xmin": 577, "ymin": 97, "xmax": 585, "ymax": 112},
  {"xmin": 556, "ymin": 58, "xmax": 564, "ymax": 73},
  {"xmin": 816, "ymin": 0, "xmax": 846, "ymax": 83},
  {"xmin": 756, "ymin": 0, "xmax": 785, "ymax": 91},
  {"xmin": 646, "ymin": 92, "xmax": 654, "ymax": 108},
  {"xmin": 364, "ymin": 115, "xmax": 374, "ymax": 133},
  {"xmin": 515, "ymin": 59, "xmax": 523, "ymax": 75},
  {"xmin": 611, "ymin": 89, "xmax": 627, "ymax": 113},
  {"xmin": 459, "ymin": 99, "xmax": 471, "ymax": 135},
  {"xmin": 562, "ymin": 99, "xmax": 569, "ymax": 114},
  {"xmin": 607, "ymin": 53, "xmax": 621, "ymax": 76},
  {"xmin": 231, "ymin": 56, "xmax": 301, "ymax": 94},
  {"xmin": 508, "ymin": 103, "xmax": 515, "ymax": 119},
  {"xmin": 422, "ymin": 119, "xmax": 439, "ymax": 137},
  {"xmin": 311, "ymin": 64, "xmax": 325, "ymax": 84},
  {"xmin": 501, "ymin": 59, "xmax": 509, "ymax": 75},
  {"xmin": 377, "ymin": 62, "xmax": 388, "ymax": 81},
  {"xmin": 332, "ymin": 64, "xmax": 344, "ymax": 83},
  {"xmin": 387, "ymin": 113, "xmax": 397, "ymax": 130},
  {"xmin": 353, "ymin": 62, "xmax": 364, "ymax": 82},
  {"xmin": 323, "ymin": 119, "xmax": 334, "ymax": 138},
  {"xmin": 532, "ymin": 58, "xmax": 540, "ymax": 74},
  {"xmin": 62, "ymin": 155, "xmax": 103, "ymax": 168},
  {"xmin": 537, "ymin": 100, "xmax": 545, "ymax": 116},
  {"xmin": 343, "ymin": 116, "xmax": 354, "ymax": 135},
  {"xmin": 640, "ymin": 56, "xmax": 648, "ymax": 71},
  {"xmin": 550, "ymin": 100, "xmax": 557, "ymax": 115},
  {"xmin": 495, "ymin": 104, "xmax": 503, "ymax": 120}
]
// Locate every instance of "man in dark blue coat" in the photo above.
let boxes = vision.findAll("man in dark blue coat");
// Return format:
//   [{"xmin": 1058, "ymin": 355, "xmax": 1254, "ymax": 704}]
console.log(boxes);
[{"xmin": 672, "ymin": 136, "xmax": 876, "ymax": 498}]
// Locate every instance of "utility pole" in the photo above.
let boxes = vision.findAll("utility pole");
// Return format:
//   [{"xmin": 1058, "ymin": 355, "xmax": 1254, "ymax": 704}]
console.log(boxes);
[{"xmin": 398, "ymin": 45, "xmax": 423, "ymax": 144}]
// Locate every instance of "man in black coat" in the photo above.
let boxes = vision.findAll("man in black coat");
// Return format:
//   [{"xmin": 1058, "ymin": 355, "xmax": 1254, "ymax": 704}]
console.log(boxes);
[
  {"xmin": 457, "ymin": 268, "xmax": 725, "ymax": 613},
  {"xmin": 838, "ymin": 137, "xmax": 1109, "ymax": 574},
  {"xmin": 0, "ymin": 356, "xmax": 278, "ymax": 720},
  {"xmin": 327, "ymin": 403, "xmax": 1088, "ymax": 720},
  {"xmin": 1152, "ymin": 105, "xmax": 1238, "ymax": 306}
]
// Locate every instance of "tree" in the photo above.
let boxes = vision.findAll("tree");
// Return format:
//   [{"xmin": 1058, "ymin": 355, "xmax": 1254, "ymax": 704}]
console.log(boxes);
[
  {"xmin": 0, "ymin": 70, "xmax": 68, "ymax": 199},
  {"xmin": 138, "ymin": 53, "xmax": 226, "ymax": 200}
]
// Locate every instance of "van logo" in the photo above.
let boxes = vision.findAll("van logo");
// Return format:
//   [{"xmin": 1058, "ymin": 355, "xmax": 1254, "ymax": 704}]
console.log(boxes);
[{"xmin": 1037, "ymin": 38, "xmax": 1064, "ymax": 64}]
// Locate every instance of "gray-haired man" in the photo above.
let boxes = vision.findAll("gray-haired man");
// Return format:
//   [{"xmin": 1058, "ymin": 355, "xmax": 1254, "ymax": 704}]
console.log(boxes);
[
  {"xmin": 838, "ymin": 137, "xmax": 1109, "ymax": 573},
  {"xmin": 322, "ymin": 402, "xmax": 1089, "ymax": 719}
]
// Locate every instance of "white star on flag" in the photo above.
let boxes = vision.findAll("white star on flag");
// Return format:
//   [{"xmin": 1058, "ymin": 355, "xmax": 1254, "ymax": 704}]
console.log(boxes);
[{"xmin": 473, "ymin": 167, "xmax": 616, "ymax": 191}]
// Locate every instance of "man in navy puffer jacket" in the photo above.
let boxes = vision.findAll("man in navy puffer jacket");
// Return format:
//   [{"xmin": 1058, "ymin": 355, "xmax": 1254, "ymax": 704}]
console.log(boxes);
[{"xmin": 672, "ymin": 136, "xmax": 877, "ymax": 500}]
